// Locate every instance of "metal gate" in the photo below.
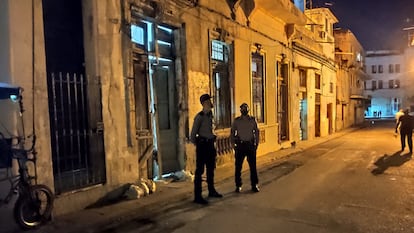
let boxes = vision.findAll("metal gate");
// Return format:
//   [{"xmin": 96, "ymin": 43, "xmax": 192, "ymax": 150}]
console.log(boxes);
[{"xmin": 48, "ymin": 72, "xmax": 106, "ymax": 194}]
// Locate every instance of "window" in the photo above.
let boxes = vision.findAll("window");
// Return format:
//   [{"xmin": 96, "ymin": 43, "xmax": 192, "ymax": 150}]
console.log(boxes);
[
  {"xmin": 211, "ymin": 40, "xmax": 232, "ymax": 129},
  {"xmin": 371, "ymin": 65, "xmax": 377, "ymax": 73},
  {"xmin": 299, "ymin": 69, "xmax": 307, "ymax": 87},
  {"xmin": 378, "ymin": 65, "xmax": 383, "ymax": 73},
  {"xmin": 330, "ymin": 82, "xmax": 334, "ymax": 93},
  {"xmin": 315, "ymin": 73, "xmax": 321, "ymax": 89},
  {"xmin": 395, "ymin": 79, "xmax": 400, "ymax": 88},
  {"xmin": 389, "ymin": 64, "xmax": 394, "ymax": 73},
  {"xmin": 372, "ymin": 80, "xmax": 377, "ymax": 90},
  {"xmin": 252, "ymin": 52, "xmax": 265, "ymax": 123},
  {"xmin": 364, "ymin": 81, "xmax": 367, "ymax": 90},
  {"xmin": 378, "ymin": 80, "xmax": 383, "ymax": 89},
  {"xmin": 395, "ymin": 64, "xmax": 400, "ymax": 73},
  {"xmin": 356, "ymin": 53, "xmax": 361, "ymax": 62},
  {"xmin": 211, "ymin": 40, "xmax": 225, "ymax": 61},
  {"xmin": 389, "ymin": 80, "xmax": 394, "ymax": 89},
  {"xmin": 131, "ymin": 24, "xmax": 145, "ymax": 46}
]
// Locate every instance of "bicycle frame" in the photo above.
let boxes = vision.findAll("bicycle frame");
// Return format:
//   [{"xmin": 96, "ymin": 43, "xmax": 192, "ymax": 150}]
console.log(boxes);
[{"xmin": 0, "ymin": 82, "xmax": 53, "ymax": 230}]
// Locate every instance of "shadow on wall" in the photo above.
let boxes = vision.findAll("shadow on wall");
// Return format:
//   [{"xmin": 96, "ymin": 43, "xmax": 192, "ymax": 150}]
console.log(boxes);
[{"xmin": 371, "ymin": 151, "xmax": 411, "ymax": 175}]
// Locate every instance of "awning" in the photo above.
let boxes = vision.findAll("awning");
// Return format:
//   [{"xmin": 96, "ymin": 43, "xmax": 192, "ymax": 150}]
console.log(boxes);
[{"xmin": 0, "ymin": 82, "xmax": 21, "ymax": 100}]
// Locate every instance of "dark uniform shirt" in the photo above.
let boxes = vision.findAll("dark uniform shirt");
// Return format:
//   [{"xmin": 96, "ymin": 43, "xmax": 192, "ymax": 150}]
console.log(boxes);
[
  {"xmin": 190, "ymin": 110, "xmax": 215, "ymax": 143},
  {"xmin": 231, "ymin": 115, "xmax": 259, "ymax": 145},
  {"xmin": 396, "ymin": 114, "xmax": 414, "ymax": 133}
]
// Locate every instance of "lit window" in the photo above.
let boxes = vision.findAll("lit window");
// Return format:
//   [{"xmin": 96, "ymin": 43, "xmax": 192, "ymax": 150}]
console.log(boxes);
[
  {"xmin": 131, "ymin": 25, "xmax": 145, "ymax": 45},
  {"xmin": 356, "ymin": 53, "xmax": 361, "ymax": 62},
  {"xmin": 211, "ymin": 40, "xmax": 225, "ymax": 61}
]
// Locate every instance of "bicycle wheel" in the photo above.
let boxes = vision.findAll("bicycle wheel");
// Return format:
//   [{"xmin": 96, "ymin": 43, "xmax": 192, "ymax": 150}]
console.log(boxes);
[{"xmin": 14, "ymin": 184, "xmax": 54, "ymax": 230}]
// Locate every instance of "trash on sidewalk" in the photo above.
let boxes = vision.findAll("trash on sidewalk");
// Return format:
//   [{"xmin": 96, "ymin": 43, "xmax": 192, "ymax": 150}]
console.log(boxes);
[
  {"xmin": 123, "ymin": 178, "xmax": 157, "ymax": 200},
  {"xmin": 160, "ymin": 170, "xmax": 194, "ymax": 182}
]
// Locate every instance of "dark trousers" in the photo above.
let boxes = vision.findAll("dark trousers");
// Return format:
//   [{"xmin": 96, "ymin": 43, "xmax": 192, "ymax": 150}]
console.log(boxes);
[
  {"xmin": 234, "ymin": 142, "xmax": 258, "ymax": 188},
  {"xmin": 194, "ymin": 141, "xmax": 217, "ymax": 198},
  {"xmin": 400, "ymin": 130, "xmax": 413, "ymax": 152}
]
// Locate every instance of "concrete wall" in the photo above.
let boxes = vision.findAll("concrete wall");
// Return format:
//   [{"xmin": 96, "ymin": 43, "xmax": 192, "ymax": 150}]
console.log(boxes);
[
  {"xmin": 0, "ymin": 0, "xmax": 53, "ymax": 189},
  {"xmin": 52, "ymin": 0, "xmax": 141, "ymax": 215},
  {"xmin": 334, "ymin": 29, "xmax": 367, "ymax": 127}
]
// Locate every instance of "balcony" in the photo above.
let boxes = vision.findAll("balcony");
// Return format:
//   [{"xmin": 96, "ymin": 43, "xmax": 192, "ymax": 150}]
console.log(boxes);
[{"xmin": 256, "ymin": 0, "xmax": 307, "ymax": 25}]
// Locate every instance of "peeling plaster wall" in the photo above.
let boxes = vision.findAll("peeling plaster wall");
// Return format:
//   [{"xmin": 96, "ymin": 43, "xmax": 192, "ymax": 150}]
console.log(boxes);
[
  {"xmin": 52, "ymin": 0, "xmax": 140, "ymax": 216},
  {"xmin": 181, "ymin": 1, "xmax": 289, "ymax": 164},
  {"xmin": 5, "ymin": 0, "xmax": 53, "ymax": 188},
  {"xmin": 83, "ymin": 0, "xmax": 139, "ymax": 186}
]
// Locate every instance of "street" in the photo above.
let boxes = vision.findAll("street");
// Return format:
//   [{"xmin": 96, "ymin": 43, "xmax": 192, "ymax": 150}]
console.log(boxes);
[{"xmin": 98, "ymin": 120, "xmax": 414, "ymax": 233}]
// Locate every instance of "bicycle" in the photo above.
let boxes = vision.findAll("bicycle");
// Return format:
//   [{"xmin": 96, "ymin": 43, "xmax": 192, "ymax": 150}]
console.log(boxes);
[
  {"xmin": 0, "ymin": 82, "xmax": 54, "ymax": 230},
  {"xmin": 0, "ymin": 133, "xmax": 54, "ymax": 230}
]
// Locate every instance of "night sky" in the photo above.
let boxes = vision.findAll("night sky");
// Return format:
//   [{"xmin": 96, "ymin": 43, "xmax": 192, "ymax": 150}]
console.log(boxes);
[{"xmin": 312, "ymin": 0, "xmax": 414, "ymax": 51}]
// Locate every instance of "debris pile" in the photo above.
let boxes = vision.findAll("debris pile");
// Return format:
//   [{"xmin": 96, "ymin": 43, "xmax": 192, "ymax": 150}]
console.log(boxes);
[{"xmin": 124, "ymin": 178, "xmax": 157, "ymax": 200}]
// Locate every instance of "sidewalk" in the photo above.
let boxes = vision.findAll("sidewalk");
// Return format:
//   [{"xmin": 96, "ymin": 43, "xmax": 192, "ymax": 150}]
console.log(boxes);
[{"xmin": 29, "ymin": 126, "xmax": 359, "ymax": 233}]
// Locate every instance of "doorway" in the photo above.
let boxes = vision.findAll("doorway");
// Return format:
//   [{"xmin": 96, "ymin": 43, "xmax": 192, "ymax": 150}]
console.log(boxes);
[
  {"xmin": 131, "ymin": 19, "xmax": 179, "ymax": 177},
  {"xmin": 327, "ymin": 103, "xmax": 333, "ymax": 134},
  {"xmin": 299, "ymin": 95, "xmax": 308, "ymax": 140},
  {"xmin": 278, "ymin": 63, "xmax": 289, "ymax": 142}
]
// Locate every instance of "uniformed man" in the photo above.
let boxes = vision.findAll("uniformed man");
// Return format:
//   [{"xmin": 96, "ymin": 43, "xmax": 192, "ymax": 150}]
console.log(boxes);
[
  {"xmin": 231, "ymin": 103, "xmax": 260, "ymax": 193},
  {"xmin": 395, "ymin": 109, "xmax": 414, "ymax": 154},
  {"xmin": 190, "ymin": 93, "xmax": 223, "ymax": 205}
]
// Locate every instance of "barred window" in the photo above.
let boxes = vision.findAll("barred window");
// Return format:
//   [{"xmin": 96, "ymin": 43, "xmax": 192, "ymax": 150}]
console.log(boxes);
[
  {"xmin": 252, "ymin": 52, "xmax": 265, "ymax": 123},
  {"xmin": 211, "ymin": 40, "xmax": 232, "ymax": 129},
  {"xmin": 211, "ymin": 40, "xmax": 225, "ymax": 61}
]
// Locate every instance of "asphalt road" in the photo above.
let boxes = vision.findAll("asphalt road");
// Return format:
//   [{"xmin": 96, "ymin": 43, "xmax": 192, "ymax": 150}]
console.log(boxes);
[{"xmin": 99, "ymin": 120, "xmax": 414, "ymax": 233}]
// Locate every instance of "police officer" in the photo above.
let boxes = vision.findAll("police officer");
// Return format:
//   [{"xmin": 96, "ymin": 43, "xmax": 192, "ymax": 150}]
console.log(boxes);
[
  {"xmin": 395, "ymin": 109, "xmax": 414, "ymax": 154},
  {"xmin": 231, "ymin": 103, "xmax": 260, "ymax": 193},
  {"xmin": 190, "ymin": 94, "xmax": 223, "ymax": 204}
]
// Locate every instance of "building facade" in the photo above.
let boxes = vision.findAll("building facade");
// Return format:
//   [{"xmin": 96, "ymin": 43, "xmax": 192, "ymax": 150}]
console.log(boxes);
[
  {"xmin": 1, "ymin": 0, "xmax": 351, "ymax": 217},
  {"xmin": 334, "ymin": 28, "xmax": 368, "ymax": 129},
  {"xmin": 364, "ymin": 50, "xmax": 406, "ymax": 117}
]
